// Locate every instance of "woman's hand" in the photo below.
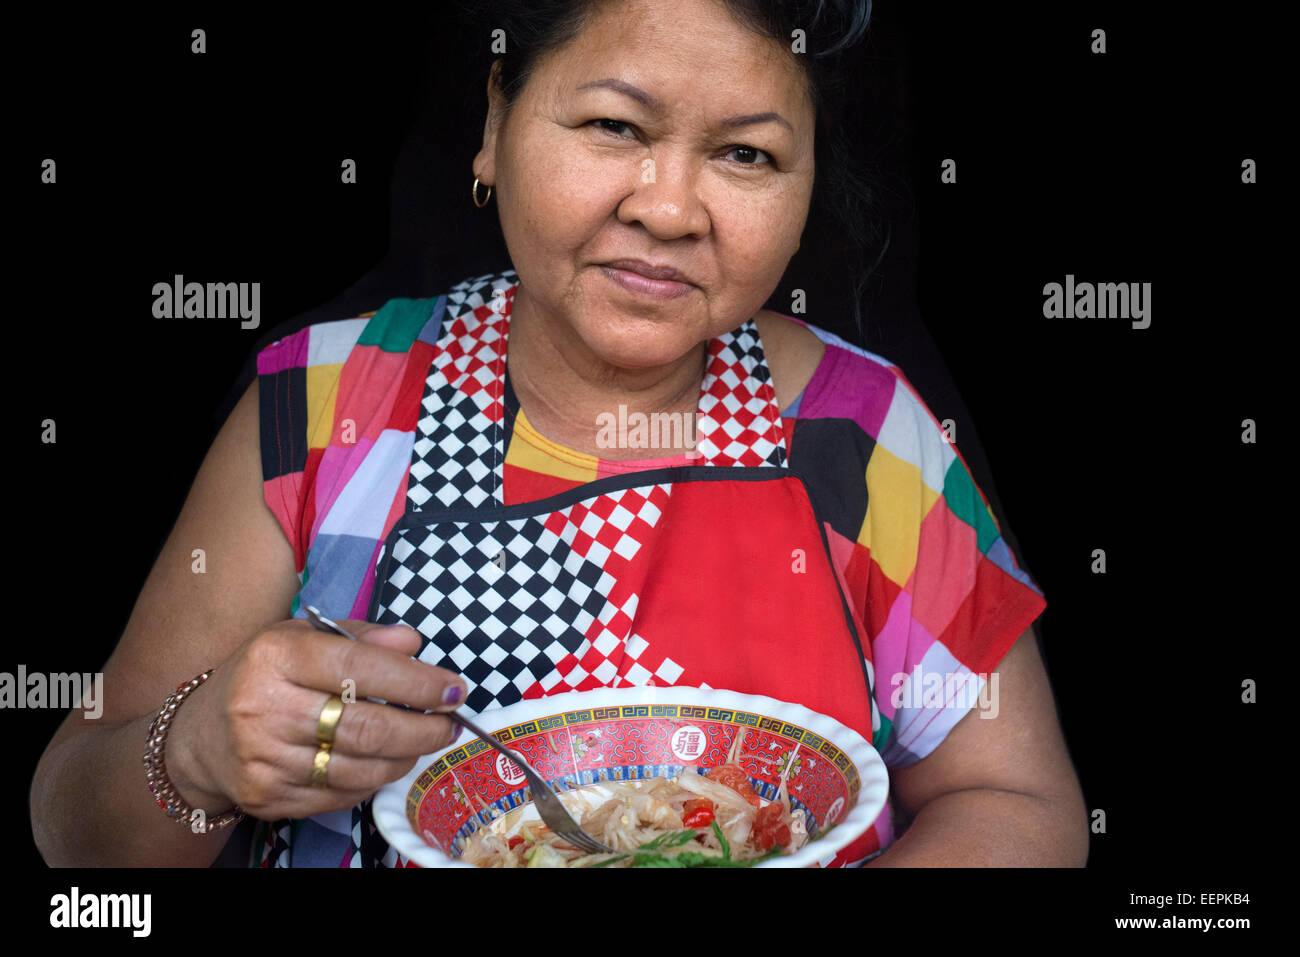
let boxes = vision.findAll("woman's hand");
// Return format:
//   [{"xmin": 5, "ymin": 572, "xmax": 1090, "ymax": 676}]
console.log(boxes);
[{"xmin": 165, "ymin": 618, "xmax": 465, "ymax": 822}]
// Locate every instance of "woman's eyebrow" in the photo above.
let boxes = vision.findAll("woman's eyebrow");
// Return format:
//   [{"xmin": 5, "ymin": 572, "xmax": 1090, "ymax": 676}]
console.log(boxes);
[
  {"xmin": 576, "ymin": 78, "xmax": 793, "ymax": 133},
  {"xmin": 717, "ymin": 111, "xmax": 792, "ymax": 133},
  {"xmin": 577, "ymin": 78, "xmax": 663, "ymax": 110}
]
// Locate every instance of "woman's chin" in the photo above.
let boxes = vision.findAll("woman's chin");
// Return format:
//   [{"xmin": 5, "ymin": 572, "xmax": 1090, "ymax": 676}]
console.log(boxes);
[
  {"xmin": 575, "ymin": 318, "xmax": 704, "ymax": 371},
  {"xmin": 592, "ymin": 338, "xmax": 699, "ymax": 371}
]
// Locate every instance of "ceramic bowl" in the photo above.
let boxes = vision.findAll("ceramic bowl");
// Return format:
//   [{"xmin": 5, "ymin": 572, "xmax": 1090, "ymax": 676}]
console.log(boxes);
[{"xmin": 372, "ymin": 685, "xmax": 888, "ymax": 868}]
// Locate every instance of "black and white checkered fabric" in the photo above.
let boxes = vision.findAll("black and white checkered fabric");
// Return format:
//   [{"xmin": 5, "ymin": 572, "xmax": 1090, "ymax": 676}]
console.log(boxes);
[
  {"xmin": 407, "ymin": 271, "xmax": 516, "ymax": 512},
  {"xmin": 374, "ymin": 482, "xmax": 667, "ymax": 713},
  {"xmin": 264, "ymin": 819, "xmax": 292, "ymax": 868},
  {"xmin": 344, "ymin": 802, "xmax": 399, "ymax": 869},
  {"xmin": 694, "ymin": 318, "xmax": 788, "ymax": 468}
]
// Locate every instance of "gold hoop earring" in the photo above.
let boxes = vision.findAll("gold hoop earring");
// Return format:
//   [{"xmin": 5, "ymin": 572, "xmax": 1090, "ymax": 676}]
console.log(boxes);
[{"xmin": 472, "ymin": 176, "xmax": 493, "ymax": 207}]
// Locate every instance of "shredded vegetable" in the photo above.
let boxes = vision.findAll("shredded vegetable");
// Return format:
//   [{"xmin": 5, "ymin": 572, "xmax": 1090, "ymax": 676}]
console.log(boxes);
[{"xmin": 460, "ymin": 763, "xmax": 809, "ymax": 868}]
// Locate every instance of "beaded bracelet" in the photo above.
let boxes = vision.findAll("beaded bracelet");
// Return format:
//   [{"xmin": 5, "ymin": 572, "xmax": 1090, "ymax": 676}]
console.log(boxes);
[{"xmin": 144, "ymin": 668, "xmax": 245, "ymax": 833}]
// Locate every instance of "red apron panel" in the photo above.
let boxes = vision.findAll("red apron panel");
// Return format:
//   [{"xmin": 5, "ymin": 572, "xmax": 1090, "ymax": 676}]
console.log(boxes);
[{"xmin": 630, "ymin": 476, "xmax": 875, "ymax": 744}]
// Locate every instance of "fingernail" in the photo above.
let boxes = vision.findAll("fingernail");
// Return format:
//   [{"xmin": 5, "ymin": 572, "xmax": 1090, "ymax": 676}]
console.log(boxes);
[
  {"xmin": 450, "ymin": 723, "xmax": 463, "ymax": 745},
  {"xmin": 443, "ymin": 684, "xmax": 463, "ymax": 705}
]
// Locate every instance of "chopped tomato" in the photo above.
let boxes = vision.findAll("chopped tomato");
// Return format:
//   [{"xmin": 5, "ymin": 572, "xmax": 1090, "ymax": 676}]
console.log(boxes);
[
  {"xmin": 752, "ymin": 802, "xmax": 792, "ymax": 852},
  {"xmin": 708, "ymin": 764, "xmax": 762, "ymax": 808},
  {"xmin": 507, "ymin": 836, "xmax": 527, "ymax": 851},
  {"xmin": 681, "ymin": 798, "xmax": 715, "ymax": 828}
]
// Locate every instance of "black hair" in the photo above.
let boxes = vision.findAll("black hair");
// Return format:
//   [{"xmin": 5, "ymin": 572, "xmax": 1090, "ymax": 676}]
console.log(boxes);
[{"xmin": 455, "ymin": 0, "xmax": 886, "ymax": 342}]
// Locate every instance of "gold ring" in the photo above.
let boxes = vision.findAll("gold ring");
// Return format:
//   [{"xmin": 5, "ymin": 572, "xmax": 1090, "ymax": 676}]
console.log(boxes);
[
  {"xmin": 316, "ymin": 694, "xmax": 344, "ymax": 747},
  {"xmin": 472, "ymin": 175, "xmax": 492, "ymax": 207},
  {"xmin": 311, "ymin": 745, "xmax": 332, "ymax": 789}
]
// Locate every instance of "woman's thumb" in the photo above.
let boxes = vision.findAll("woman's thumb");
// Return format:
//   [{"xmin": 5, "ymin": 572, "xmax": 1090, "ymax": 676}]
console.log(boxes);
[{"xmin": 346, "ymin": 620, "xmax": 423, "ymax": 655}]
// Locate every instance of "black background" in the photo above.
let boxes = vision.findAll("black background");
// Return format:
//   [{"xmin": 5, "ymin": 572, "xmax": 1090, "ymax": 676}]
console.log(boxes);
[{"xmin": 9, "ymin": 0, "xmax": 1274, "ymax": 936}]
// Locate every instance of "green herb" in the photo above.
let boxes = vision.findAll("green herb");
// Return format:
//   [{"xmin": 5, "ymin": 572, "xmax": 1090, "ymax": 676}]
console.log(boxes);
[
  {"xmin": 579, "ymin": 827, "xmax": 783, "ymax": 868},
  {"xmin": 711, "ymin": 820, "xmax": 731, "ymax": 861},
  {"xmin": 627, "ymin": 847, "xmax": 781, "ymax": 868},
  {"xmin": 631, "ymin": 853, "xmax": 702, "ymax": 868},
  {"xmin": 637, "ymin": 829, "xmax": 698, "ymax": 851}
]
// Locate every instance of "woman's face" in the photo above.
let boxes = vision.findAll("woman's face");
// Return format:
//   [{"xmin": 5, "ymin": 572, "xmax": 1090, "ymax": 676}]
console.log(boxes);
[{"xmin": 474, "ymin": 0, "xmax": 816, "ymax": 371}]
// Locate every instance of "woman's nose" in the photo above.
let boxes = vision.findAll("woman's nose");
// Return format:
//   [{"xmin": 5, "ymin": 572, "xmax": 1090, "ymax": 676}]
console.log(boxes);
[{"xmin": 616, "ymin": 155, "xmax": 711, "ymax": 241}]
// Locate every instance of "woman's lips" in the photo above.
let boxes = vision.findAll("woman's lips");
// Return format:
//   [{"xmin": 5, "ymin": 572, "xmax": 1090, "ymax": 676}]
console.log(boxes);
[{"xmin": 599, "ymin": 265, "xmax": 695, "ymax": 300}]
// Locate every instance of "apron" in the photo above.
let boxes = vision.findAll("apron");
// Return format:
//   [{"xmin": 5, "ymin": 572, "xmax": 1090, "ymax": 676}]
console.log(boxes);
[{"xmin": 347, "ymin": 272, "xmax": 881, "ymax": 867}]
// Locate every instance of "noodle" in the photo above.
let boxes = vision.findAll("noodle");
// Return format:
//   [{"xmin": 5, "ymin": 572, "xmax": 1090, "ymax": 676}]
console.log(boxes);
[{"xmin": 459, "ymin": 765, "xmax": 810, "ymax": 868}]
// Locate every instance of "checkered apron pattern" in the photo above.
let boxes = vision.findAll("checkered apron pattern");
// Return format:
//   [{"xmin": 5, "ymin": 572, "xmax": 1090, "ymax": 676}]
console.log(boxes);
[{"xmin": 335, "ymin": 271, "xmax": 864, "ymax": 867}]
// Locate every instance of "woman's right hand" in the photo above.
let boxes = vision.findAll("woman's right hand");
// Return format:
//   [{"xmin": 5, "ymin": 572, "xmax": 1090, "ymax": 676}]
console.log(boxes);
[{"xmin": 164, "ymin": 618, "xmax": 465, "ymax": 822}]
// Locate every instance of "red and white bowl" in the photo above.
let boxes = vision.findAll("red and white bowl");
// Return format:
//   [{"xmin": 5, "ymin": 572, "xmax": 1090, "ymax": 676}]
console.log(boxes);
[{"xmin": 372, "ymin": 685, "xmax": 889, "ymax": 868}]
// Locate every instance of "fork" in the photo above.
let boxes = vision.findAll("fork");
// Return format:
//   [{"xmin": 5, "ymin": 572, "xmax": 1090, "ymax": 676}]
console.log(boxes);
[{"xmin": 303, "ymin": 605, "xmax": 615, "ymax": 856}]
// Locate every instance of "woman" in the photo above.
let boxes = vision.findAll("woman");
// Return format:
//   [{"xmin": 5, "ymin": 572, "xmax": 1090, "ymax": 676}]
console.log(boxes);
[{"xmin": 31, "ymin": 0, "xmax": 1086, "ymax": 867}]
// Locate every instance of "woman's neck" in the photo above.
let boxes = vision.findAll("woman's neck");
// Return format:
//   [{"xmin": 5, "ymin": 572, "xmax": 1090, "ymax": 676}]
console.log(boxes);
[{"xmin": 506, "ymin": 284, "xmax": 706, "ymax": 461}]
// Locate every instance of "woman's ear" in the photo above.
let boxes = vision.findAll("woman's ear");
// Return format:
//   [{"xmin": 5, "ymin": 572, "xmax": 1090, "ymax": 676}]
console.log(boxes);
[{"xmin": 473, "ymin": 59, "xmax": 507, "ymax": 184}]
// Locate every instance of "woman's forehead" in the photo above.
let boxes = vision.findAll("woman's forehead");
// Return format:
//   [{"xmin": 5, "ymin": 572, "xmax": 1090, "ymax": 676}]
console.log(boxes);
[{"xmin": 530, "ymin": 0, "xmax": 811, "ymax": 114}]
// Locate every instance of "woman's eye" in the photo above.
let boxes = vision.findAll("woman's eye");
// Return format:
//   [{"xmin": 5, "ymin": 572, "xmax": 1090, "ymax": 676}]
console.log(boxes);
[
  {"xmin": 592, "ymin": 118, "xmax": 636, "ymax": 138},
  {"xmin": 590, "ymin": 120, "xmax": 771, "ymax": 167},
  {"xmin": 726, "ymin": 145, "xmax": 772, "ymax": 166}
]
